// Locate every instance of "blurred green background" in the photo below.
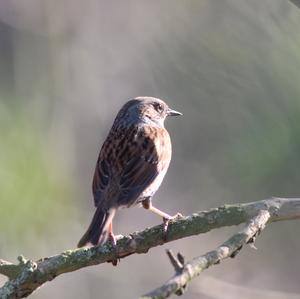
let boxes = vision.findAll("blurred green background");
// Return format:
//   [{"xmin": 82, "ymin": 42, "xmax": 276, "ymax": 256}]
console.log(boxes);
[{"xmin": 1, "ymin": 1, "xmax": 300, "ymax": 298}]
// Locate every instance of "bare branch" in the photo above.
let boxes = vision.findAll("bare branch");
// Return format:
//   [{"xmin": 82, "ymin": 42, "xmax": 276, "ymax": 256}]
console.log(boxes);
[
  {"xmin": 141, "ymin": 210, "xmax": 270, "ymax": 299},
  {"xmin": 0, "ymin": 197, "xmax": 299, "ymax": 298}
]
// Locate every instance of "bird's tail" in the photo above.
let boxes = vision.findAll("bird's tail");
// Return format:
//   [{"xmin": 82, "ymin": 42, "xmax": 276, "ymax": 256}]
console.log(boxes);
[{"xmin": 77, "ymin": 207, "xmax": 116, "ymax": 248}]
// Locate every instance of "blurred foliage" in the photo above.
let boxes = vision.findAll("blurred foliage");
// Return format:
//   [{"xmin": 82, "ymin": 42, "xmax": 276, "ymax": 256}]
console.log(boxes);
[
  {"xmin": 225, "ymin": 28, "xmax": 300, "ymax": 196},
  {"xmin": 0, "ymin": 101, "xmax": 74, "ymax": 252}
]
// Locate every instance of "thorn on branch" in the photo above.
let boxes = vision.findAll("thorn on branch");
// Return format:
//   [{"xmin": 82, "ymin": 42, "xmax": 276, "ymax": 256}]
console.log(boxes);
[
  {"xmin": 16, "ymin": 255, "xmax": 38, "ymax": 280},
  {"xmin": 166, "ymin": 249, "xmax": 184, "ymax": 273},
  {"xmin": 166, "ymin": 249, "xmax": 187, "ymax": 295},
  {"xmin": 17, "ymin": 255, "xmax": 27, "ymax": 265}
]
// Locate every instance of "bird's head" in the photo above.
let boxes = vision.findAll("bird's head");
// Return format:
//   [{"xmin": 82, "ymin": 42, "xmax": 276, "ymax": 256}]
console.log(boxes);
[{"xmin": 116, "ymin": 97, "xmax": 182, "ymax": 127}]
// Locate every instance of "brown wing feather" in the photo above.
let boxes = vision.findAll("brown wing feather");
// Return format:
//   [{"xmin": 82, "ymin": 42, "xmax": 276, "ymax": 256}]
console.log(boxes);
[{"xmin": 92, "ymin": 124, "xmax": 171, "ymax": 208}]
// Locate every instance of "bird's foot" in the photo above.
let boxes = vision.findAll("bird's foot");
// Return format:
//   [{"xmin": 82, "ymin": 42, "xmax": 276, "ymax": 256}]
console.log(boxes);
[
  {"xmin": 162, "ymin": 212, "xmax": 183, "ymax": 241},
  {"xmin": 107, "ymin": 232, "xmax": 117, "ymax": 247},
  {"xmin": 107, "ymin": 233, "xmax": 119, "ymax": 266}
]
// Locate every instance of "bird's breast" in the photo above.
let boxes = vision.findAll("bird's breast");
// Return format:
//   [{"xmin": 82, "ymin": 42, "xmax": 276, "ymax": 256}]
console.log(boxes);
[
  {"xmin": 142, "ymin": 125, "xmax": 172, "ymax": 169},
  {"xmin": 139, "ymin": 125, "xmax": 172, "ymax": 199}
]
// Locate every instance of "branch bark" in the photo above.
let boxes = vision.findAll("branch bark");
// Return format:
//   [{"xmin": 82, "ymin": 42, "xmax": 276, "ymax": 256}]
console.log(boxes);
[
  {"xmin": 0, "ymin": 197, "xmax": 299, "ymax": 299},
  {"xmin": 141, "ymin": 210, "xmax": 270, "ymax": 299}
]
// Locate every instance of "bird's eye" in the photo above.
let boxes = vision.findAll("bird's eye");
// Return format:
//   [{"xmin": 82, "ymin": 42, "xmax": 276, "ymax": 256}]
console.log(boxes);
[{"xmin": 153, "ymin": 103, "xmax": 164, "ymax": 113}]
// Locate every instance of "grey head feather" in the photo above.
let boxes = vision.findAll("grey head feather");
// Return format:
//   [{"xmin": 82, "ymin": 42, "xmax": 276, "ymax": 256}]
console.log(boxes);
[{"xmin": 113, "ymin": 97, "xmax": 170, "ymax": 128}]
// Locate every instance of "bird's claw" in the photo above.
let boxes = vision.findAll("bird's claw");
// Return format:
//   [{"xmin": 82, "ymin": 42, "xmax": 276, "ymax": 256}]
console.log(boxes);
[
  {"xmin": 108, "ymin": 233, "xmax": 117, "ymax": 247},
  {"xmin": 107, "ymin": 233, "xmax": 119, "ymax": 266},
  {"xmin": 163, "ymin": 217, "xmax": 170, "ymax": 240},
  {"xmin": 163, "ymin": 213, "xmax": 183, "ymax": 241}
]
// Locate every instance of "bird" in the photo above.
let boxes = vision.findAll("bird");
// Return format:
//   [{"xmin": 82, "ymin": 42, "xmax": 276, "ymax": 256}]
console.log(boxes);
[{"xmin": 77, "ymin": 96, "xmax": 182, "ymax": 250}]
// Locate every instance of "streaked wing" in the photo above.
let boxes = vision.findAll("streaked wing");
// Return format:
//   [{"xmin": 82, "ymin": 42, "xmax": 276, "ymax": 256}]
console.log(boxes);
[
  {"xmin": 92, "ymin": 156, "xmax": 111, "ymax": 206},
  {"xmin": 117, "ymin": 152, "xmax": 159, "ymax": 206},
  {"xmin": 92, "ymin": 125, "xmax": 169, "ymax": 208}
]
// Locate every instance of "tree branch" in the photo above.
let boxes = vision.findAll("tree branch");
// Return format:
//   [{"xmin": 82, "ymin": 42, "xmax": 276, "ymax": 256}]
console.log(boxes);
[
  {"xmin": 0, "ymin": 260, "xmax": 21, "ymax": 280},
  {"xmin": 0, "ymin": 197, "xmax": 299, "ymax": 298},
  {"xmin": 141, "ymin": 210, "xmax": 270, "ymax": 299}
]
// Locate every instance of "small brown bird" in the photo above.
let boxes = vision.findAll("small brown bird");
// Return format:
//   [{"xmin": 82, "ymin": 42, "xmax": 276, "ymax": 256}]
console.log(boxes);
[{"xmin": 78, "ymin": 97, "xmax": 182, "ymax": 248}]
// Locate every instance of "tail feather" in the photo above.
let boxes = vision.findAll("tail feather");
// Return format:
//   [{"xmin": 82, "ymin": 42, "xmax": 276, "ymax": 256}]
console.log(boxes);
[{"xmin": 78, "ymin": 207, "xmax": 116, "ymax": 248}]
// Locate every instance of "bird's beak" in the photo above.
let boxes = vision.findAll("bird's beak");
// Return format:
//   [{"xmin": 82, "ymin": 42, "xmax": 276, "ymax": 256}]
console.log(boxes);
[{"xmin": 167, "ymin": 108, "xmax": 182, "ymax": 116}]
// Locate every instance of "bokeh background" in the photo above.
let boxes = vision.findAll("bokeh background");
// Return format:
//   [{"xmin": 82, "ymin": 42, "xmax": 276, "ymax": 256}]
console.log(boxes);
[{"xmin": 1, "ymin": 0, "xmax": 300, "ymax": 298}]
